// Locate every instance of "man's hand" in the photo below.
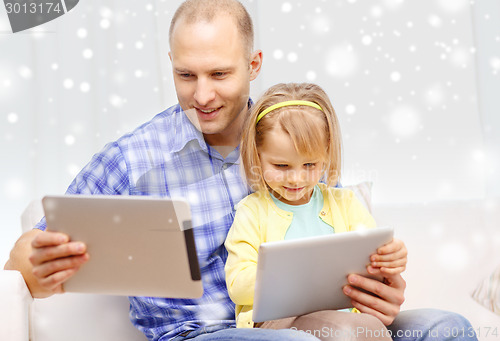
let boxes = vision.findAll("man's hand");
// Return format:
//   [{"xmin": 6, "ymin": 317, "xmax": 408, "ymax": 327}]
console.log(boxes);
[
  {"xmin": 5, "ymin": 229, "xmax": 89, "ymax": 298},
  {"xmin": 29, "ymin": 230, "xmax": 89, "ymax": 294},
  {"xmin": 342, "ymin": 270, "xmax": 406, "ymax": 326}
]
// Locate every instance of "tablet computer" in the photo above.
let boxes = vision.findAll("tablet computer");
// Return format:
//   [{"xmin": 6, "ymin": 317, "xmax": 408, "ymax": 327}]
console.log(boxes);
[
  {"xmin": 42, "ymin": 195, "xmax": 203, "ymax": 298},
  {"xmin": 252, "ymin": 227, "xmax": 393, "ymax": 322}
]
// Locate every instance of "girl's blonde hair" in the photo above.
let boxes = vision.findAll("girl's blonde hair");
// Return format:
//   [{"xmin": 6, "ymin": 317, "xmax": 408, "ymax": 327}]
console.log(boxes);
[{"xmin": 240, "ymin": 83, "xmax": 342, "ymax": 192}]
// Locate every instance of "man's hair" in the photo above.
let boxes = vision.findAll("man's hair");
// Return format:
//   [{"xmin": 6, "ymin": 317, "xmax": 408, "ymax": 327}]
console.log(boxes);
[
  {"xmin": 240, "ymin": 83, "xmax": 342, "ymax": 192},
  {"xmin": 169, "ymin": 0, "xmax": 254, "ymax": 55}
]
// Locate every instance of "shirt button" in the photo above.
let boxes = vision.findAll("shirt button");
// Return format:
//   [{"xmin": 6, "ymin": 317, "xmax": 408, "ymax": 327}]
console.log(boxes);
[{"xmin": 320, "ymin": 211, "xmax": 326, "ymax": 216}]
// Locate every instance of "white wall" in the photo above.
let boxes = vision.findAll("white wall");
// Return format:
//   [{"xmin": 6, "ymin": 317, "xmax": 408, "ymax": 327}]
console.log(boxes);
[
  {"xmin": 255, "ymin": 0, "xmax": 487, "ymax": 205},
  {"xmin": 472, "ymin": 0, "xmax": 500, "ymax": 198},
  {"xmin": 1, "ymin": 0, "xmax": 499, "ymax": 266}
]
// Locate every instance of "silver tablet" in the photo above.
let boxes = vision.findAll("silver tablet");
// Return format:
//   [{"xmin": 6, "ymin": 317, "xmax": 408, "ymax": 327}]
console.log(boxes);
[
  {"xmin": 42, "ymin": 195, "xmax": 203, "ymax": 298},
  {"xmin": 252, "ymin": 227, "xmax": 394, "ymax": 322}
]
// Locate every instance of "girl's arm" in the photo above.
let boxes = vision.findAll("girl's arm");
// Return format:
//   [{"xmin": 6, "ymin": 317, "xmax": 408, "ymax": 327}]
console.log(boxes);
[{"xmin": 224, "ymin": 204, "xmax": 262, "ymax": 306}]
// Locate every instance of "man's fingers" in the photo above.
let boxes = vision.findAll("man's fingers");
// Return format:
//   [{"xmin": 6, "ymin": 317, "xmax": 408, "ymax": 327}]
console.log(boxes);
[
  {"xmin": 346, "ymin": 274, "xmax": 405, "ymax": 305},
  {"xmin": 33, "ymin": 253, "xmax": 89, "ymax": 279},
  {"xmin": 343, "ymin": 273, "xmax": 406, "ymax": 327},
  {"xmin": 31, "ymin": 231, "xmax": 69, "ymax": 248},
  {"xmin": 350, "ymin": 299, "xmax": 395, "ymax": 326},
  {"xmin": 27, "ymin": 230, "xmax": 89, "ymax": 295},
  {"xmin": 343, "ymin": 279, "xmax": 401, "ymax": 326},
  {"xmin": 343, "ymin": 282, "xmax": 399, "ymax": 320},
  {"xmin": 29, "ymin": 241, "xmax": 87, "ymax": 266},
  {"xmin": 38, "ymin": 268, "xmax": 79, "ymax": 294},
  {"xmin": 383, "ymin": 272, "xmax": 407, "ymax": 291}
]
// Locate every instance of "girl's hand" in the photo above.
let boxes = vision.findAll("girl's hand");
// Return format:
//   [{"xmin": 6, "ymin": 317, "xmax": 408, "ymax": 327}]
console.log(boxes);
[{"xmin": 369, "ymin": 238, "xmax": 407, "ymax": 275}]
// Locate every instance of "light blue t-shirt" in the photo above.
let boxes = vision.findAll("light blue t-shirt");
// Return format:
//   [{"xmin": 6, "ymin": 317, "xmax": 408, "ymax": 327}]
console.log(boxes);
[{"xmin": 270, "ymin": 185, "xmax": 334, "ymax": 240}]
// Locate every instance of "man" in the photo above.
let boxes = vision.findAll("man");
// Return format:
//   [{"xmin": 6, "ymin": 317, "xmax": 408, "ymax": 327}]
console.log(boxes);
[{"xmin": 5, "ymin": 1, "xmax": 477, "ymax": 340}]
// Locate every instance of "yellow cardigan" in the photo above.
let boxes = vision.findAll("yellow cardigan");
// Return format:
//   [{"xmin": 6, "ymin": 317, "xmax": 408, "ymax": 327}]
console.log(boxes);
[{"xmin": 224, "ymin": 183, "xmax": 376, "ymax": 328}]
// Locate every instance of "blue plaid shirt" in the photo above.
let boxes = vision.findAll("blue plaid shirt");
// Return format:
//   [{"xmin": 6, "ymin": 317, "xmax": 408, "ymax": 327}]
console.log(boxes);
[{"xmin": 35, "ymin": 104, "xmax": 251, "ymax": 340}]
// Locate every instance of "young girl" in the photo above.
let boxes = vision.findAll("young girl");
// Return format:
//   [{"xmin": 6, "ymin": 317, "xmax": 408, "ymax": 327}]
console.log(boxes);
[{"xmin": 225, "ymin": 83, "xmax": 407, "ymax": 337}]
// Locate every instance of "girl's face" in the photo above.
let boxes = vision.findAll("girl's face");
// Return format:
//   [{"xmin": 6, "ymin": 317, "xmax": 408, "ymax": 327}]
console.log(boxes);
[{"xmin": 258, "ymin": 127, "xmax": 326, "ymax": 205}]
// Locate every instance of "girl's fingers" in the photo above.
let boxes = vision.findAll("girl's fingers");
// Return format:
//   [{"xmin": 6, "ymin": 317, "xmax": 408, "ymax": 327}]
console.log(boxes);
[
  {"xmin": 371, "ymin": 247, "xmax": 408, "ymax": 263},
  {"xmin": 379, "ymin": 266, "xmax": 406, "ymax": 275},
  {"xmin": 376, "ymin": 238, "xmax": 407, "ymax": 256},
  {"xmin": 372, "ymin": 257, "xmax": 407, "ymax": 269}
]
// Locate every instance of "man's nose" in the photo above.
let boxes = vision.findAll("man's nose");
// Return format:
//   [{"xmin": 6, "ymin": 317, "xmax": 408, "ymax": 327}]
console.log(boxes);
[{"xmin": 193, "ymin": 78, "xmax": 216, "ymax": 106}]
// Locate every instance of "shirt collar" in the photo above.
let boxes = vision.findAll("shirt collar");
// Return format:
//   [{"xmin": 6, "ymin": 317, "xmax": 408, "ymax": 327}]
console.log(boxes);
[
  {"xmin": 171, "ymin": 99, "xmax": 253, "ymax": 160},
  {"xmin": 170, "ymin": 104, "xmax": 208, "ymax": 154}
]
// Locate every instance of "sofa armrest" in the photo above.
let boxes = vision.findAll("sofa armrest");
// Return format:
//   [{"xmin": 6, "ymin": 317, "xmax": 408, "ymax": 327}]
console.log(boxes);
[{"xmin": 0, "ymin": 270, "xmax": 33, "ymax": 341}]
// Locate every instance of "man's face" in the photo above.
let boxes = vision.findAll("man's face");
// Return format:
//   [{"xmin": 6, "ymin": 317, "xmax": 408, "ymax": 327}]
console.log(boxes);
[{"xmin": 169, "ymin": 16, "xmax": 261, "ymax": 147}]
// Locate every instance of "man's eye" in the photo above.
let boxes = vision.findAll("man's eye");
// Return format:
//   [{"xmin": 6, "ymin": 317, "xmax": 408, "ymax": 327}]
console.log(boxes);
[
  {"xmin": 213, "ymin": 72, "xmax": 226, "ymax": 78},
  {"xmin": 179, "ymin": 73, "xmax": 192, "ymax": 78}
]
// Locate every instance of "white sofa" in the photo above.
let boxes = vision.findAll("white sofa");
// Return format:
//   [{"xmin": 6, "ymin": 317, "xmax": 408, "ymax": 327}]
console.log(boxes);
[
  {"xmin": 1, "ymin": 197, "xmax": 499, "ymax": 341},
  {"xmin": 374, "ymin": 199, "xmax": 500, "ymax": 340}
]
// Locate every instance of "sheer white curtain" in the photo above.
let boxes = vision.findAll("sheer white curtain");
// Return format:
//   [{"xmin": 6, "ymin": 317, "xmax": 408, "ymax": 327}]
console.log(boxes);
[
  {"xmin": 472, "ymin": 0, "xmax": 500, "ymax": 198},
  {"xmin": 0, "ymin": 0, "xmax": 181, "ymax": 263},
  {"xmin": 256, "ymin": 1, "xmax": 486, "ymax": 204},
  {"xmin": 1, "ymin": 0, "xmax": 498, "ymax": 266}
]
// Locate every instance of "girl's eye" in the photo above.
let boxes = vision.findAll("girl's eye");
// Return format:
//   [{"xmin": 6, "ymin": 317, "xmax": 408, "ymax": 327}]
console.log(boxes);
[
  {"xmin": 274, "ymin": 164, "xmax": 288, "ymax": 168},
  {"xmin": 304, "ymin": 163, "xmax": 316, "ymax": 168}
]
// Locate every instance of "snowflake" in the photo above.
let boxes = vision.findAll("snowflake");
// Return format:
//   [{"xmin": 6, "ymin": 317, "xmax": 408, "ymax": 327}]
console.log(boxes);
[
  {"xmin": 63, "ymin": 79, "xmax": 74, "ymax": 89},
  {"xmin": 7, "ymin": 112, "xmax": 18, "ymax": 124}
]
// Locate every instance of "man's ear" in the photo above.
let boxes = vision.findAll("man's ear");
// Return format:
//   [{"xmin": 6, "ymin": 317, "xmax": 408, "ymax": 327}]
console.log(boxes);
[
  {"xmin": 249, "ymin": 50, "xmax": 263, "ymax": 81},
  {"xmin": 168, "ymin": 51, "xmax": 173, "ymax": 62}
]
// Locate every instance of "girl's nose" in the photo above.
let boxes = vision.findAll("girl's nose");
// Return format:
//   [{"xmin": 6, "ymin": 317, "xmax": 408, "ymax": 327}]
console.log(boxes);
[{"xmin": 287, "ymin": 169, "xmax": 305, "ymax": 184}]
